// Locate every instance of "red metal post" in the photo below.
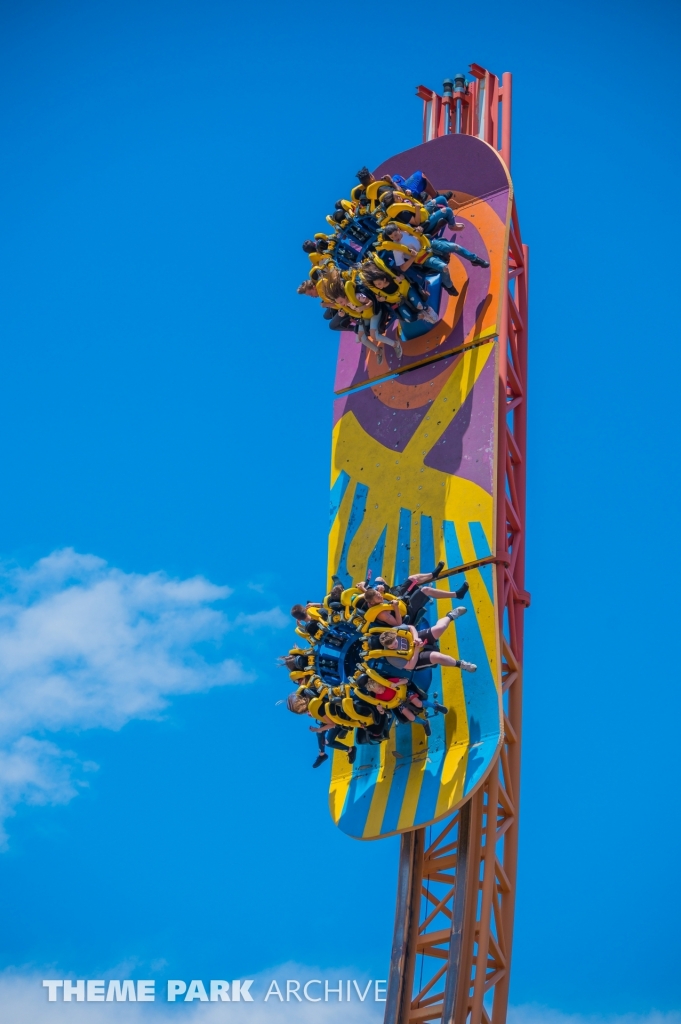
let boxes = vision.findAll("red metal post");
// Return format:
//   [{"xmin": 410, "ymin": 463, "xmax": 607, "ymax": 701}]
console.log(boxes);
[
  {"xmin": 417, "ymin": 86, "xmax": 435, "ymax": 143},
  {"xmin": 489, "ymin": 72, "xmax": 499, "ymax": 149},
  {"xmin": 501, "ymin": 72, "xmax": 513, "ymax": 169}
]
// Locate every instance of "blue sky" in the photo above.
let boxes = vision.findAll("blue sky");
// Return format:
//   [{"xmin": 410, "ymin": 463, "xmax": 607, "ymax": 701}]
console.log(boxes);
[{"xmin": 0, "ymin": 0, "xmax": 679, "ymax": 1019}]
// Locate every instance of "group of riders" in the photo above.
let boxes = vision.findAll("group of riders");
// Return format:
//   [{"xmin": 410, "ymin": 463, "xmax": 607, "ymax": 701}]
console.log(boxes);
[
  {"xmin": 281, "ymin": 563, "xmax": 477, "ymax": 769},
  {"xmin": 297, "ymin": 165, "xmax": 490, "ymax": 363}
]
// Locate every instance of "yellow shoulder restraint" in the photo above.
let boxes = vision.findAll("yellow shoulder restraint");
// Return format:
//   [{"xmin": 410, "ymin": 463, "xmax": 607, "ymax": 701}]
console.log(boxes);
[
  {"xmin": 362, "ymin": 626, "xmax": 415, "ymax": 662},
  {"xmin": 287, "ymin": 647, "xmax": 316, "ymax": 676},
  {"xmin": 341, "ymin": 587, "xmax": 363, "ymax": 621},
  {"xmin": 323, "ymin": 704, "xmax": 355, "ymax": 729},
  {"xmin": 397, "ymin": 223, "xmax": 431, "ymax": 263},
  {"xmin": 295, "ymin": 619, "xmax": 326, "ymax": 642},
  {"xmin": 365, "ymin": 179, "xmax": 394, "ymax": 212},
  {"xmin": 352, "ymin": 669, "xmax": 407, "ymax": 709},
  {"xmin": 359, "ymin": 598, "xmax": 407, "ymax": 633},
  {"xmin": 341, "ymin": 696, "xmax": 374, "ymax": 727},
  {"xmin": 385, "ymin": 199, "xmax": 428, "ymax": 223},
  {"xmin": 297, "ymin": 678, "xmax": 324, "ymax": 698},
  {"xmin": 323, "ymin": 595, "xmax": 343, "ymax": 624},
  {"xmin": 308, "ymin": 694, "xmax": 328, "ymax": 720},
  {"xmin": 375, "ymin": 238, "xmax": 412, "ymax": 255},
  {"xmin": 385, "ymin": 201, "xmax": 418, "ymax": 220},
  {"xmin": 364, "ymin": 254, "xmax": 411, "ymax": 299},
  {"xmin": 323, "ymin": 685, "xmax": 358, "ymax": 730},
  {"xmin": 343, "ymin": 276, "xmax": 373, "ymax": 321}
]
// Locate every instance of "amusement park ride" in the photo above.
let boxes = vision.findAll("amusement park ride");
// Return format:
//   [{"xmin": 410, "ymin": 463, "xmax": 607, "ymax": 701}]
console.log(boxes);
[{"xmin": 298, "ymin": 63, "xmax": 528, "ymax": 1024}]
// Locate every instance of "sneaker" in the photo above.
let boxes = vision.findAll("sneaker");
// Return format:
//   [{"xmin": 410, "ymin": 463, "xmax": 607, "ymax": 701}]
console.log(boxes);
[
  {"xmin": 432, "ymin": 703, "xmax": 449, "ymax": 715},
  {"xmin": 431, "ymin": 560, "xmax": 445, "ymax": 578},
  {"xmin": 471, "ymin": 257, "xmax": 490, "ymax": 268},
  {"xmin": 394, "ymin": 339, "xmax": 403, "ymax": 360},
  {"xmin": 416, "ymin": 717, "xmax": 432, "ymax": 737},
  {"xmin": 312, "ymin": 753, "xmax": 329, "ymax": 769},
  {"xmin": 447, "ymin": 606, "xmax": 467, "ymax": 620},
  {"xmin": 454, "ymin": 581, "xmax": 469, "ymax": 599},
  {"xmin": 443, "ymin": 283, "xmax": 459, "ymax": 296},
  {"xmin": 419, "ymin": 307, "xmax": 439, "ymax": 324},
  {"xmin": 376, "ymin": 348, "xmax": 384, "ymax": 364},
  {"xmin": 458, "ymin": 660, "xmax": 477, "ymax": 673},
  {"xmin": 347, "ymin": 746, "xmax": 357, "ymax": 764}
]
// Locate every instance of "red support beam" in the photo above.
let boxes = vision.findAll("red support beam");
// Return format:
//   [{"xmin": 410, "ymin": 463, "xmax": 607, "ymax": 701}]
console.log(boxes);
[{"xmin": 416, "ymin": 66, "xmax": 512, "ymax": 160}]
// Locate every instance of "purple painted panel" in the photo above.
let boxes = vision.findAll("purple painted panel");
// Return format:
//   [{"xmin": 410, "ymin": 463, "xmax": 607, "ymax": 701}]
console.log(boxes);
[
  {"xmin": 332, "ymin": 348, "xmax": 495, "ymax": 498},
  {"xmin": 423, "ymin": 346, "xmax": 496, "ymax": 494},
  {"xmin": 374, "ymin": 133, "xmax": 508, "ymax": 199},
  {"xmin": 333, "ymin": 356, "xmax": 461, "ymax": 449}
]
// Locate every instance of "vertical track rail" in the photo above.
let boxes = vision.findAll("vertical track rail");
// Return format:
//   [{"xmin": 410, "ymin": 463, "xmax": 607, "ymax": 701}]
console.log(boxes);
[{"xmin": 384, "ymin": 65, "xmax": 529, "ymax": 1024}]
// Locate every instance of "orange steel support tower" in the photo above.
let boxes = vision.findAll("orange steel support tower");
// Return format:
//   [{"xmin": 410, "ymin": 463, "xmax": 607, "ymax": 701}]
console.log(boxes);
[{"xmin": 384, "ymin": 65, "xmax": 529, "ymax": 1024}]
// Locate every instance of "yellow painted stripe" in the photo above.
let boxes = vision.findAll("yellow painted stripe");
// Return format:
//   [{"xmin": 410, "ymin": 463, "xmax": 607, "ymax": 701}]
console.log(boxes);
[
  {"xmin": 468, "ymin": 570, "xmax": 497, "ymax": 679},
  {"xmin": 396, "ymin": 738, "xmax": 429, "ymax": 831},
  {"xmin": 435, "ymin": 741, "xmax": 469, "ymax": 818},
  {"xmin": 328, "ymin": 421, "xmax": 357, "ymax": 585},
  {"xmin": 329, "ymin": 748, "xmax": 352, "ymax": 824},
  {"xmin": 362, "ymin": 734, "xmax": 396, "ymax": 839},
  {"xmin": 328, "ymin": 339, "xmax": 502, "ymax": 836},
  {"xmin": 340, "ymin": 345, "xmax": 495, "ymax": 584}
]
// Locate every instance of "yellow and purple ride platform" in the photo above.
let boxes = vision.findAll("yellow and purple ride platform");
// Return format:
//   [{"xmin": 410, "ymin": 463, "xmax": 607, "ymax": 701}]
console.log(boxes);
[{"xmin": 327, "ymin": 133, "xmax": 512, "ymax": 840}]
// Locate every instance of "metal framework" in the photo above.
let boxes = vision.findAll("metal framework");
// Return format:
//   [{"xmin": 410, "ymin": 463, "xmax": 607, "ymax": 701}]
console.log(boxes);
[{"xmin": 384, "ymin": 65, "xmax": 529, "ymax": 1024}]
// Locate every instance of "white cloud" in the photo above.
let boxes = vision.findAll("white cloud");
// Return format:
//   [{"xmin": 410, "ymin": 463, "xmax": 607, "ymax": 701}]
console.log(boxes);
[
  {"xmin": 234, "ymin": 608, "xmax": 289, "ymax": 632},
  {"xmin": 0, "ymin": 548, "xmax": 286, "ymax": 846},
  {"xmin": 0, "ymin": 736, "xmax": 90, "ymax": 823},
  {"xmin": 509, "ymin": 1007, "xmax": 681, "ymax": 1024}
]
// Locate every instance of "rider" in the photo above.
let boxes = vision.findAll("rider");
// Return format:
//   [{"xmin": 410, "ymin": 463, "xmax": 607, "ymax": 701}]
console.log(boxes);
[
  {"xmin": 377, "ymin": 222, "xmax": 461, "ymax": 297},
  {"xmin": 369, "ymin": 562, "xmax": 470, "ymax": 626},
  {"xmin": 354, "ymin": 586, "xmax": 406, "ymax": 629},
  {"xmin": 378, "ymin": 617, "xmax": 477, "ymax": 674},
  {"xmin": 358, "ymin": 261, "xmax": 437, "ymax": 326},
  {"xmin": 286, "ymin": 692, "xmax": 357, "ymax": 768}
]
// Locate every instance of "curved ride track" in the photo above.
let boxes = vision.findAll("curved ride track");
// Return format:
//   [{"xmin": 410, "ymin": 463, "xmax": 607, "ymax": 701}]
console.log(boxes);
[{"xmin": 328, "ymin": 133, "xmax": 512, "ymax": 841}]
